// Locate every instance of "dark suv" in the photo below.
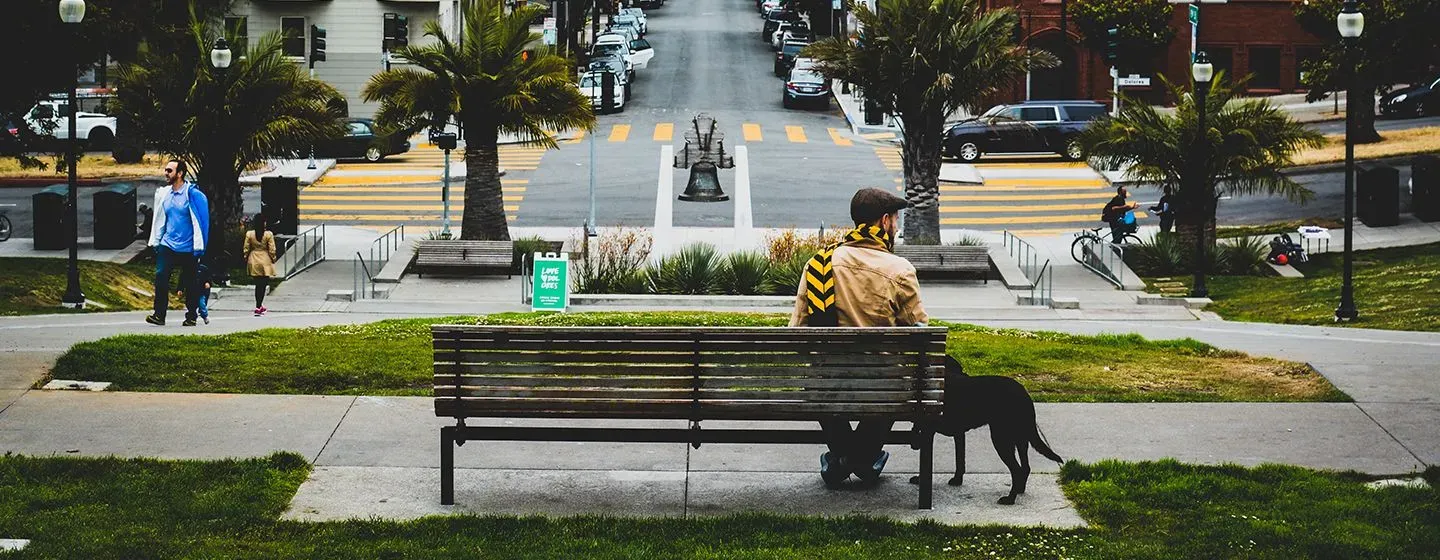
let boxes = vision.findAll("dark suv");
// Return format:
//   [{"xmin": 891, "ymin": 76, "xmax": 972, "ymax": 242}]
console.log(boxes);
[{"xmin": 942, "ymin": 101, "xmax": 1108, "ymax": 162}]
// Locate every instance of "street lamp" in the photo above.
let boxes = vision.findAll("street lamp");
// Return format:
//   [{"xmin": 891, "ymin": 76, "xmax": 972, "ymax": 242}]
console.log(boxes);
[
  {"xmin": 1189, "ymin": 50, "xmax": 1213, "ymax": 299},
  {"xmin": 209, "ymin": 37, "xmax": 232, "ymax": 284},
  {"xmin": 59, "ymin": 0, "xmax": 86, "ymax": 309},
  {"xmin": 1335, "ymin": 0, "xmax": 1363, "ymax": 322}
]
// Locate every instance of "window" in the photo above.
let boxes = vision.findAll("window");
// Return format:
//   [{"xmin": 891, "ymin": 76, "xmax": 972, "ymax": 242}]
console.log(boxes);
[
  {"xmin": 1199, "ymin": 46, "xmax": 1233, "ymax": 82},
  {"xmin": 281, "ymin": 17, "xmax": 306, "ymax": 58},
  {"xmin": 1295, "ymin": 46, "xmax": 1323, "ymax": 88},
  {"xmin": 347, "ymin": 122, "xmax": 371, "ymax": 136},
  {"xmin": 1248, "ymin": 47, "xmax": 1281, "ymax": 90},
  {"xmin": 1062, "ymin": 105, "xmax": 1107, "ymax": 122},
  {"xmin": 225, "ymin": 17, "xmax": 248, "ymax": 58},
  {"xmin": 1020, "ymin": 107, "xmax": 1058, "ymax": 122}
]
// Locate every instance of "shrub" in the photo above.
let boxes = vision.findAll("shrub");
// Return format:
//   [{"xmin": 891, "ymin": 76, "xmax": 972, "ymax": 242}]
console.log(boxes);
[
  {"xmin": 714, "ymin": 251, "xmax": 771, "ymax": 295},
  {"xmin": 1218, "ymin": 236, "xmax": 1268, "ymax": 275},
  {"xmin": 1127, "ymin": 233, "xmax": 1189, "ymax": 276},
  {"xmin": 763, "ymin": 227, "xmax": 848, "ymax": 264},
  {"xmin": 511, "ymin": 236, "xmax": 557, "ymax": 269},
  {"xmin": 947, "ymin": 234, "xmax": 988, "ymax": 246},
  {"xmin": 573, "ymin": 227, "xmax": 653, "ymax": 294},
  {"xmin": 764, "ymin": 251, "xmax": 812, "ymax": 296},
  {"xmin": 649, "ymin": 242, "xmax": 721, "ymax": 295}
]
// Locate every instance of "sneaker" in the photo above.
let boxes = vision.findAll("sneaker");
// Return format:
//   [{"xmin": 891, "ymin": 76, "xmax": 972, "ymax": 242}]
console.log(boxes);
[
  {"xmin": 820, "ymin": 452, "xmax": 850, "ymax": 489},
  {"xmin": 258, "ymin": 306, "xmax": 267, "ymax": 315},
  {"xmin": 181, "ymin": 318, "xmax": 197, "ymax": 327},
  {"xmin": 254, "ymin": 308, "xmax": 263, "ymax": 317},
  {"xmin": 854, "ymin": 451, "xmax": 890, "ymax": 484},
  {"xmin": 145, "ymin": 315, "xmax": 164, "ymax": 326},
  {"xmin": 201, "ymin": 315, "xmax": 210, "ymax": 325}
]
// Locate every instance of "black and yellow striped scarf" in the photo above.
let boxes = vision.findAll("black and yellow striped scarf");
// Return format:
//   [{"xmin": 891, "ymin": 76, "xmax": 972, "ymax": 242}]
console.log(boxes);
[{"xmin": 803, "ymin": 224, "xmax": 893, "ymax": 327}]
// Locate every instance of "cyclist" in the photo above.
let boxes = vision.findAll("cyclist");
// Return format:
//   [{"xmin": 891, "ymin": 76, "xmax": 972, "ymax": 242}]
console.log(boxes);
[{"xmin": 1101, "ymin": 186, "xmax": 1138, "ymax": 243}]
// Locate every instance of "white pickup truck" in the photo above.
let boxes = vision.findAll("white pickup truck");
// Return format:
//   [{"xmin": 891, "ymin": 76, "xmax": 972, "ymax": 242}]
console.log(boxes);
[{"xmin": 24, "ymin": 97, "xmax": 117, "ymax": 149}]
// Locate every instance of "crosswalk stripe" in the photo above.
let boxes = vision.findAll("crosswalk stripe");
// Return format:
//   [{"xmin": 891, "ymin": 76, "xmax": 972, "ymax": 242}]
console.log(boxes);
[
  {"xmin": 654, "ymin": 123, "xmax": 673, "ymax": 141},
  {"xmin": 785, "ymin": 126, "xmax": 807, "ymax": 143},
  {"xmin": 302, "ymin": 195, "xmax": 524, "ymax": 202},
  {"xmin": 743, "ymin": 123, "xmax": 763, "ymax": 142},
  {"xmin": 827, "ymin": 128, "xmax": 852, "ymax": 146},
  {"xmin": 318, "ymin": 175, "xmax": 449, "ymax": 186},
  {"xmin": 940, "ymin": 184, "xmax": 1106, "ymax": 192},
  {"xmin": 303, "ymin": 204, "xmax": 522, "ymax": 211},
  {"xmin": 974, "ymin": 161, "xmax": 1090, "ymax": 169},
  {"xmin": 609, "ymin": 124, "xmax": 631, "ymax": 142},
  {"xmin": 302, "ymin": 214, "xmax": 517, "ymax": 222},
  {"xmin": 940, "ymin": 193, "xmax": 1114, "ymax": 202},
  {"xmin": 940, "ymin": 203, "xmax": 1111, "ymax": 213},
  {"xmin": 980, "ymin": 178, "xmax": 1107, "ymax": 187},
  {"xmin": 565, "ymin": 129, "xmax": 586, "ymax": 144},
  {"xmin": 941, "ymin": 212, "xmax": 1148, "ymax": 225}
]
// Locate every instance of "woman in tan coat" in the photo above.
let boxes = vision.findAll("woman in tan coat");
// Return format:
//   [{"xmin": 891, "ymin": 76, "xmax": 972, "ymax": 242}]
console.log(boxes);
[{"xmin": 243, "ymin": 213, "xmax": 277, "ymax": 316}]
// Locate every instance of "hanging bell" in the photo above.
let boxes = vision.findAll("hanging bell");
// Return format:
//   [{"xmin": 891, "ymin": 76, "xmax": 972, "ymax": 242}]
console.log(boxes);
[{"xmin": 678, "ymin": 160, "xmax": 728, "ymax": 202}]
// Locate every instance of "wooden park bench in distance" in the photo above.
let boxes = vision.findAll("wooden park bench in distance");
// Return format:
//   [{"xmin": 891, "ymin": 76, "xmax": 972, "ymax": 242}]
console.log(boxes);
[{"xmin": 413, "ymin": 239, "xmax": 514, "ymax": 278}]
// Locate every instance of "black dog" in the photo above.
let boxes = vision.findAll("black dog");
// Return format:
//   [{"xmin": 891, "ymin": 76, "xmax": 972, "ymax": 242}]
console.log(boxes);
[{"xmin": 909, "ymin": 356, "xmax": 1063, "ymax": 505}]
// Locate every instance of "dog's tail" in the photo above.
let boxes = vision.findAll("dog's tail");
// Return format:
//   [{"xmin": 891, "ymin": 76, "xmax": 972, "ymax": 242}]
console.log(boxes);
[{"xmin": 1031, "ymin": 423, "xmax": 1063, "ymax": 464}]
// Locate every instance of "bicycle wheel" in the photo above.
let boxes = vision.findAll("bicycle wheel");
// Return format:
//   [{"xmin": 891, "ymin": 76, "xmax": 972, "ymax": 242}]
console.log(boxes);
[
  {"xmin": 1070, "ymin": 235, "xmax": 1093, "ymax": 263},
  {"xmin": 1120, "ymin": 233, "xmax": 1142, "ymax": 246},
  {"xmin": 0, "ymin": 215, "xmax": 11, "ymax": 242}
]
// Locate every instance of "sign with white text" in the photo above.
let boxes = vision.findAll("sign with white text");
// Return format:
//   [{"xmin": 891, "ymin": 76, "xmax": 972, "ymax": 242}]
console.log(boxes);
[{"xmin": 531, "ymin": 252, "xmax": 570, "ymax": 312}]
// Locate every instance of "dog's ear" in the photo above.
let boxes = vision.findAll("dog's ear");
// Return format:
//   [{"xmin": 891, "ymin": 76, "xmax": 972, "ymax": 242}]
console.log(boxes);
[{"xmin": 944, "ymin": 355, "xmax": 968, "ymax": 378}]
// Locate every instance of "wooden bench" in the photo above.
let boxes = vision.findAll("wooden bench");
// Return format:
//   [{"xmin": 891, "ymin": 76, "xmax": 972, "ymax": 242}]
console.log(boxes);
[
  {"xmin": 432, "ymin": 325, "xmax": 948, "ymax": 509},
  {"xmin": 414, "ymin": 240, "xmax": 514, "ymax": 278},
  {"xmin": 893, "ymin": 245, "xmax": 991, "ymax": 283}
]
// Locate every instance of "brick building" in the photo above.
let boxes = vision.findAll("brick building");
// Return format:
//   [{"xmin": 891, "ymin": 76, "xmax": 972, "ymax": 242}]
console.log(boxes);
[{"xmin": 994, "ymin": 0, "xmax": 1323, "ymax": 105}]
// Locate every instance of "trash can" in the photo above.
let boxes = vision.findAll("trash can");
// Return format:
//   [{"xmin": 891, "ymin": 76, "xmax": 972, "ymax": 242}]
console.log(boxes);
[
  {"xmin": 863, "ymin": 98, "xmax": 884, "ymax": 126},
  {"xmin": 93, "ymin": 183, "xmax": 137, "ymax": 249},
  {"xmin": 31, "ymin": 184, "xmax": 69, "ymax": 250},
  {"xmin": 260, "ymin": 176, "xmax": 299, "ymax": 235},
  {"xmin": 1412, "ymin": 155, "xmax": 1440, "ymax": 222},
  {"xmin": 1357, "ymin": 164, "xmax": 1400, "ymax": 227}
]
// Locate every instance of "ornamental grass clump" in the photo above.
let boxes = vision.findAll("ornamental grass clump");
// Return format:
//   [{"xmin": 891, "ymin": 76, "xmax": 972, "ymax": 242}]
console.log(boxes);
[
  {"xmin": 650, "ymin": 243, "xmax": 721, "ymax": 295},
  {"xmin": 573, "ymin": 227, "xmax": 652, "ymax": 294},
  {"xmin": 714, "ymin": 251, "xmax": 771, "ymax": 295}
]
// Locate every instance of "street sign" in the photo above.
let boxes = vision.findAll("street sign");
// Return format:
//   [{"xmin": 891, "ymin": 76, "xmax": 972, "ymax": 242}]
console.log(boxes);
[
  {"xmin": 1118, "ymin": 77, "xmax": 1152, "ymax": 87},
  {"xmin": 542, "ymin": 28, "xmax": 557, "ymax": 46},
  {"xmin": 531, "ymin": 252, "xmax": 570, "ymax": 312},
  {"xmin": 1188, "ymin": 4, "xmax": 1199, "ymax": 25},
  {"xmin": 1189, "ymin": 5, "xmax": 1199, "ymax": 62},
  {"xmin": 543, "ymin": 17, "xmax": 556, "ymax": 30}
]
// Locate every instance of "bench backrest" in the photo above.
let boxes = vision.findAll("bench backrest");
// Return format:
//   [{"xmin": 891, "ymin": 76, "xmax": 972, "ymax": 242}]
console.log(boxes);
[
  {"xmin": 893, "ymin": 245, "xmax": 989, "ymax": 268},
  {"xmin": 415, "ymin": 240, "xmax": 513, "ymax": 265},
  {"xmin": 433, "ymin": 326, "xmax": 947, "ymax": 422}
]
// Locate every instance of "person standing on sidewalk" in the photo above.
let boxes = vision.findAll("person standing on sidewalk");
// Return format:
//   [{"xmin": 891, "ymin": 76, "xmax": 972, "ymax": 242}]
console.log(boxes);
[
  {"xmin": 243, "ymin": 213, "xmax": 277, "ymax": 316},
  {"xmin": 145, "ymin": 159, "xmax": 210, "ymax": 327},
  {"xmin": 789, "ymin": 187, "xmax": 929, "ymax": 489}
]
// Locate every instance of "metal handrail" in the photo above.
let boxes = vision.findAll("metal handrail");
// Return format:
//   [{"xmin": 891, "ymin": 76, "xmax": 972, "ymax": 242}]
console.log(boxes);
[
  {"xmin": 353, "ymin": 251, "xmax": 374, "ymax": 300},
  {"xmin": 279, "ymin": 224, "xmax": 326, "ymax": 280},
  {"xmin": 1002, "ymin": 230, "xmax": 1044, "ymax": 286},
  {"xmin": 1078, "ymin": 234, "xmax": 1126, "ymax": 288},
  {"xmin": 369, "ymin": 224, "xmax": 406, "ymax": 267},
  {"xmin": 1028, "ymin": 259, "xmax": 1053, "ymax": 306}
]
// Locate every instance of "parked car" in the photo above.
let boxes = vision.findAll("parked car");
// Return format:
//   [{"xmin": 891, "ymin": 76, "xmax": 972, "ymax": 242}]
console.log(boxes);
[
  {"xmin": 941, "ymin": 101, "xmax": 1108, "ymax": 162},
  {"xmin": 605, "ymin": 22, "xmax": 639, "ymax": 43},
  {"xmin": 1379, "ymin": 73, "xmax": 1440, "ymax": 118},
  {"xmin": 579, "ymin": 70, "xmax": 626, "ymax": 113},
  {"xmin": 587, "ymin": 54, "xmax": 633, "ymax": 99},
  {"xmin": 759, "ymin": 0, "xmax": 781, "ymax": 16},
  {"xmin": 636, "ymin": 0, "xmax": 663, "ymax": 9},
  {"xmin": 783, "ymin": 68, "xmax": 830, "ymax": 109},
  {"xmin": 314, "ymin": 118, "xmax": 410, "ymax": 162},
  {"xmin": 771, "ymin": 21, "xmax": 810, "ymax": 50},
  {"xmin": 23, "ymin": 99, "xmax": 116, "ymax": 150},
  {"xmin": 612, "ymin": 14, "xmax": 644, "ymax": 37},
  {"xmin": 773, "ymin": 40, "xmax": 808, "ymax": 77},
  {"xmin": 761, "ymin": 9, "xmax": 797, "ymax": 42},
  {"xmin": 619, "ymin": 8, "xmax": 647, "ymax": 34},
  {"xmin": 592, "ymin": 33, "xmax": 652, "ymax": 72}
]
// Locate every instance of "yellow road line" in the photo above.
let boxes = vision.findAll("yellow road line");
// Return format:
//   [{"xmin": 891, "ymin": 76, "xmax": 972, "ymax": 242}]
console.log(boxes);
[
  {"xmin": 303, "ymin": 204, "xmax": 521, "ymax": 211},
  {"xmin": 302, "ymin": 195, "xmax": 524, "ymax": 202},
  {"xmin": 940, "ymin": 193, "xmax": 1115, "ymax": 202},
  {"xmin": 859, "ymin": 132, "xmax": 896, "ymax": 140},
  {"xmin": 1004, "ymin": 228, "xmax": 1080, "ymax": 236},
  {"xmin": 608, "ymin": 124, "xmax": 631, "ymax": 142},
  {"xmin": 565, "ymin": 129, "xmax": 586, "ymax": 144},
  {"xmin": 941, "ymin": 212, "xmax": 1148, "ymax": 225},
  {"xmin": 302, "ymin": 214, "xmax": 518, "ymax": 222},
  {"xmin": 654, "ymin": 123, "xmax": 673, "ymax": 142},
  {"xmin": 940, "ymin": 203, "xmax": 1113, "ymax": 213},
  {"xmin": 743, "ymin": 123, "xmax": 763, "ymax": 142},
  {"xmin": 827, "ymin": 128, "xmax": 852, "ymax": 147},
  {"xmin": 980, "ymin": 178, "xmax": 1108, "ymax": 187},
  {"xmin": 973, "ymin": 162, "xmax": 1090, "ymax": 169},
  {"xmin": 785, "ymin": 125, "xmax": 807, "ymax": 143},
  {"xmin": 317, "ymin": 175, "xmax": 446, "ymax": 186}
]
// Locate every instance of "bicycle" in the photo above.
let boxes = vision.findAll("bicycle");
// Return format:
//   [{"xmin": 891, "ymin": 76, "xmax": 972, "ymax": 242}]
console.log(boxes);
[
  {"xmin": 1071, "ymin": 223, "xmax": 1141, "ymax": 264},
  {"xmin": 0, "ymin": 204, "xmax": 13, "ymax": 242}
]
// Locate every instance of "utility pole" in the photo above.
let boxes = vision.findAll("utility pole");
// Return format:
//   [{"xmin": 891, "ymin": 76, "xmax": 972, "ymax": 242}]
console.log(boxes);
[{"xmin": 1059, "ymin": 0, "xmax": 1069, "ymax": 99}]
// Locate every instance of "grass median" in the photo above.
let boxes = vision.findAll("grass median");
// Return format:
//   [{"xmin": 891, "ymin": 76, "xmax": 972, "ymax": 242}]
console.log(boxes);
[
  {"xmin": 1, "ymin": 452, "xmax": 1434, "ymax": 558},
  {"xmin": 49, "ymin": 311, "xmax": 1347, "ymax": 402},
  {"xmin": 1291, "ymin": 126, "xmax": 1440, "ymax": 167},
  {"xmin": 0, "ymin": 257, "xmax": 174, "ymax": 315}
]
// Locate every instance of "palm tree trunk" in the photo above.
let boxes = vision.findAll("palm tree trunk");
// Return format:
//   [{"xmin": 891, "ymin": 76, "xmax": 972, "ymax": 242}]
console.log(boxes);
[
  {"xmin": 198, "ymin": 160, "xmax": 242, "ymax": 282},
  {"xmin": 1176, "ymin": 194, "xmax": 1217, "ymax": 265},
  {"xmin": 460, "ymin": 124, "xmax": 512, "ymax": 241},
  {"xmin": 900, "ymin": 116, "xmax": 943, "ymax": 244},
  {"xmin": 1350, "ymin": 83, "xmax": 1382, "ymax": 144}
]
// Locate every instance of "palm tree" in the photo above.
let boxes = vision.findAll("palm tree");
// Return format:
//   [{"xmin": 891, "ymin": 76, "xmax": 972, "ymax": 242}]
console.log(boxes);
[
  {"xmin": 1076, "ymin": 74, "xmax": 1324, "ymax": 251},
  {"xmin": 363, "ymin": 0, "xmax": 594, "ymax": 241},
  {"xmin": 116, "ymin": 18, "xmax": 345, "ymax": 277},
  {"xmin": 803, "ymin": 0, "xmax": 1053, "ymax": 243}
]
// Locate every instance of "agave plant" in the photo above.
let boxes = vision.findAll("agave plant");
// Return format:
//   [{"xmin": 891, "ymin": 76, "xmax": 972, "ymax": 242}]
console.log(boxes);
[
  {"xmin": 714, "ymin": 251, "xmax": 772, "ymax": 295},
  {"xmin": 764, "ymin": 251, "xmax": 814, "ymax": 296},
  {"xmin": 649, "ymin": 243, "xmax": 721, "ymax": 295}
]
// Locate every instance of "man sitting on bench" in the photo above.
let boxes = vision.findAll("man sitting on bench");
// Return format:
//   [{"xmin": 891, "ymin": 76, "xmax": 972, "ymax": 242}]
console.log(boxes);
[{"xmin": 789, "ymin": 187, "xmax": 930, "ymax": 489}]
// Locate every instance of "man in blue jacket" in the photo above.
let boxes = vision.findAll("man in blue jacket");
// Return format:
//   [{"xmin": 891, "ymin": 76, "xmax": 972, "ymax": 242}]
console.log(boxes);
[{"xmin": 145, "ymin": 159, "xmax": 210, "ymax": 326}]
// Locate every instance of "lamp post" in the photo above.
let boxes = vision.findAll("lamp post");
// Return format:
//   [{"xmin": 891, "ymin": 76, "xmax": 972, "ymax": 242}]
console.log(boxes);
[
  {"xmin": 1189, "ymin": 50, "xmax": 1213, "ymax": 299},
  {"xmin": 59, "ymin": 0, "xmax": 86, "ymax": 309},
  {"xmin": 1334, "ymin": 0, "xmax": 1363, "ymax": 322},
  {"xmin": 208, "ymin": 38, "xmax": 232, "ymax": 285}
]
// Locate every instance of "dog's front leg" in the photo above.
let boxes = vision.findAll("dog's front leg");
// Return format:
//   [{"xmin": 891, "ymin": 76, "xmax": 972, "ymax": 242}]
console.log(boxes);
[{"xmin": 948, "ymin": 430, "xmax": 965, "ymax": 486}]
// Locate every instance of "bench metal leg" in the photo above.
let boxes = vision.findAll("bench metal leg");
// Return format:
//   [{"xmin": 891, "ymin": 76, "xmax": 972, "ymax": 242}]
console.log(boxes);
[
  {"xmin": 441, "ymin": 426, "xmax": 455, "ymax": 505},
  {"xmin": 919, "ymin": 430, "xmax": 934, "ymax": 510}
]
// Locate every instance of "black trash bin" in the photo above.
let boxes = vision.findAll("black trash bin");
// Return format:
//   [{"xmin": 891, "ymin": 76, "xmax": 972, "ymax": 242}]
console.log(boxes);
[
  {"xmin": 863, "ymin": 98, "xmax": 884, "ymax": 126},
  {"xmin": 93, "ymin": 183, "xmax": 137, "ymax": 250},
  {"xmin": 1412, "ymin": 155, "xmax": 1440, "ymax": 222},
  {"xmin": 31, "ymin": 184, "xmax": 68, "ymax": 250},
  {"xmin": 260, "ymin": 176, "xmax": 299, "ymax": 235},
  {"xmin": 1357, "ymin": 164, "xmax": 1400, "ymax": 227}
]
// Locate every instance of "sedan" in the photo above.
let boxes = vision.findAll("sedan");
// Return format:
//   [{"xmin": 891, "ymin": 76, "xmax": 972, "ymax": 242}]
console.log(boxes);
[
  {"xmin": 313, "ymin": 118, "xmax": 409, "ymax": 162},
  {"xmin": 1379, "ymin": 74, "xmax": 1440, "ymax": 118},
  {"xmin": 783, "ymin": 69, "xmax": 830, "ymax": 109},
  {"xmin": 773, "ymin": 40, "xmax": 807, "ymax": 77}
]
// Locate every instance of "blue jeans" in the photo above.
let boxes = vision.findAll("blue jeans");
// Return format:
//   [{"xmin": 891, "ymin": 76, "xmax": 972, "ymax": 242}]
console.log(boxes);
[{"xmin": 153, "ymin": 246, "xmax": 199, "ymax": 321}]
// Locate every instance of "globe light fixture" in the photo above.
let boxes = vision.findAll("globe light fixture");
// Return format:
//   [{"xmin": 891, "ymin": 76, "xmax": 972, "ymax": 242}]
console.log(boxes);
[
  {"xmin": 58, "ymin": 0, "xmax": 86, "ymax": 23},
  {"xmin": 211, "ymin": 37, "xmax": 233, "ymax": 69}
]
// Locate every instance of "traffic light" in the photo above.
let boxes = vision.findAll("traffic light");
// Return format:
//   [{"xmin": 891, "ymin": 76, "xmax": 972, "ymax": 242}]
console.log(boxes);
[
  {"xmin": 1011, "ymin": 20, "xmax": 1023, "ymax": 44},
  {"xmin": 383, "ymin": 13, "xmax": 410, "ymax": 51},
  {"xmin": 1104, "ymin": 26, "xmax": 1119, "ymax": 67},
  {"xmin": 310, "ymin": 25, "xmax": 326, "ymax": 65}
]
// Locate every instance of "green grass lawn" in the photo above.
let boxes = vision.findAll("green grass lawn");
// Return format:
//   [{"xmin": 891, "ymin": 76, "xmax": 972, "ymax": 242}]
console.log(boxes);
[
  {"xmin": 49, "ymin": 312, "xmax": 1347, "ymax": 403},
  {"xmin": 1, "ymin": 453, "xmax": 1435, "ymax": 559},
  {"xmin": 0, "ymin": 257, "xmax": 176, "ymax": 315},
  {"xmin": 1150, "ymin": 243, "xmax": 1440, "ymax": 332}
]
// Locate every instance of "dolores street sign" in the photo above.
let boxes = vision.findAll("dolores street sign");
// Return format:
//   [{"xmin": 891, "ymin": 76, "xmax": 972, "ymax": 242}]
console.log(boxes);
[{"xmin": 531, "ymin": 252, "xmax": 570, "ymax": 312}]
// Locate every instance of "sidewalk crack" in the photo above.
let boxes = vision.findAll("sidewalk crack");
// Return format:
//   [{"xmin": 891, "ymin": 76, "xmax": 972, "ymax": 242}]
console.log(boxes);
[
  {"xmin": 1354, "ymin": 402, "xmax": 1429, "ymax": 468},
  {"xmin": 312, "ymin": 396, "xmax": 359, "ymax": 466}
]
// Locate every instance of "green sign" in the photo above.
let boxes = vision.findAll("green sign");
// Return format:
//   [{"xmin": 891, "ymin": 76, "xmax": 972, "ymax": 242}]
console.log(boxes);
[
  {"xmin": 531, "ymin": 252, "xmax": 570, "ymax": 312},
  {"xmin": 1188, "ymin": 4, "xmax": 1199, "ymax": 25}
]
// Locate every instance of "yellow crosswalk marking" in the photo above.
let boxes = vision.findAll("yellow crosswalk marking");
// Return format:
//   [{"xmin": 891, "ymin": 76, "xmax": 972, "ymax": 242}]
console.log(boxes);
[
  {"xmin": 941, "ymin": 212, "xmax": 1148, "ymax": 225},
  {"xmin": 827, "ymin": 128, "xmax": 852, "ymax": 146},
  {"xmin": 981, "ymin": 178, "xmax": 1108, "ymax": 187},
  {"xmin": 318, "ymin": 175, "xmax": 446, "ymax": 186},
  {"xmin": 940, "ymin": 192, "xmax": 1115, "ymax": 202},
  {"xmin": 565, "ymin": 129, "xmax": 586, "ymax": 144},
  {"xmin": 654, "ymin": 123, "xmax": 673, "ymax": 142},
  {"xmin": 1005, "ymin": 228, "xmax": 1080, "ymax": 236},
  {"xmin": 609, "ymin": 124, "xmax": 630, "ymax": 142},
  {"xmin": 973, "ymin": 161, "xmax": 1091, "ymax": 169},
  {"xmin": 940, "ymin": 203, "xmax": 1113, "ymax": 213},
  {"xmin": 743, "ymin": 123, "xmax": 763, "ymax": 142},
  {"xmin": 303, "ymin": 204, "xmax": 521, "ymax": 211},
  {"xmin": 785, "ymin": 126, "xmax": 807, "ymax": 143},
  {"xmin": 302, "ymin": 214, "xmax": 518, "ymax": 222},
  {"xmin": 302, "ymin": 195, "xmax": 524, "ymax": 202},
  {"xmin": 941, "ymin": 184, "xmax": 1106, "ymax": 192}
]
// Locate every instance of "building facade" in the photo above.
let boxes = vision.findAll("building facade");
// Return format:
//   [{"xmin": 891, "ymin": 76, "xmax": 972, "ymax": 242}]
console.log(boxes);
[
  {"xmin": 229, "ymin": 0, "xmax": 466, "ymax": 117},
  {"xmin": 995, "ymin": 0, "xmax": 1324, "ymax": 105}
]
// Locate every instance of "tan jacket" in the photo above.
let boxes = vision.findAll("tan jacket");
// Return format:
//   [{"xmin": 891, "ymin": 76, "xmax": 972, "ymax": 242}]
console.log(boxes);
[
  {"xmin": 789, "ymin": 239, "xmax": 928, "ymax": 328},
  {"xmin": 243, "ymin": 230, "xmax": 278, "ymax": 277}
]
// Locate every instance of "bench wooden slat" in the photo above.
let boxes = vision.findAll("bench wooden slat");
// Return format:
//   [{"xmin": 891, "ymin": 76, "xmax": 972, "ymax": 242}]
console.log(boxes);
[
  {"xmin": 433, "ymin": 339, "xmax": 948, "ymax": 355},
  {"xmin": 434, "ymin": 405, "xmax": 933, "ymax": 420},
  {"xmin": 434, "ymin": 363, "xmax": 942, "ymax": 378},
  {"xmin": 432, "ymin": 325, "xmax": 948, "ymax": 338},
  {"xmin": 437, "ymin": 351, "xmax": 936, "ymax": 367},
  {"xmin": 436, "ymin": 399, "xmax": 938, "ymax": 416},
  {"xmin": 432, "ymin": 375, "xmax": 944, "ymax": 391},
  {"xmin": 435, "ymin": 387, "xmax": 943, "ymax": 402}
]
